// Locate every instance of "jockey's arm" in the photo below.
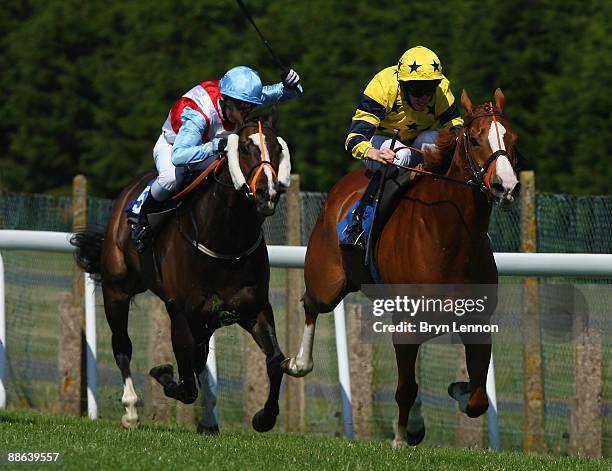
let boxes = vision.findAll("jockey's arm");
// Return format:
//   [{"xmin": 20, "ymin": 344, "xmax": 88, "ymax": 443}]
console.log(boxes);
[
  {"xmin": 345, "ymin": 95, "xmax": 387, "ymax": 160},
  {"xmin": 171, "ymin": 108, "xmax": 224, "ymax": 167},
  {"xmin": 345, "ymin": 70, "xmax": 396, "ymax": 162},
  {"xmin": 260, "ymin": 82, "xmax": 303, "ymax": 106}
]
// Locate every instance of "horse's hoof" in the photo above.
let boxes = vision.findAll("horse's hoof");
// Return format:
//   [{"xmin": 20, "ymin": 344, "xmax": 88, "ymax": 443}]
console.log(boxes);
[
  {"xmin": 252, "ymin": 408, "xmax": 277, "ymax": 432},
  {"xmin": 448, "ymin": 381, "xmax": 470, "ymax": 413},
  {"xmin": 149, "ymin": 364, "xmax": 174, "ymax": 385},
  {"xmin": 466, "ymin": 386, "xmax": 489, "ymax": 418},
  {"xmin": 121, "ymin": 414, "xmax": 139, "ymax": 429},
  {"xmin": 281, "ymin": 357, "xmax": 313, "ymax": 378},
  {"xmin": 163, "ymin": 381, "xmax": 198, "ymax": 404},
  {"xmin": 197, "ymin": 424, "xmax": 220, "ymax": 435},
  {"xmin": 391, "ymin": 438, "xmax": 408, "ymax": 449},
  {"xmin": 180, "ymin": 394, "xmax": 198, "ymax": 405},
  {"xmin": 406, "ymin": 425, "xmax": 426, "ymax": 446}
]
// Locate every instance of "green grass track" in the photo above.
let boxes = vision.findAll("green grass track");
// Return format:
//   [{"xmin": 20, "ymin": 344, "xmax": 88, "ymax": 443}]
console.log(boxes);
[{"xmin": 1, "ymin": 410, "xmax": 610, "ymax": 470}]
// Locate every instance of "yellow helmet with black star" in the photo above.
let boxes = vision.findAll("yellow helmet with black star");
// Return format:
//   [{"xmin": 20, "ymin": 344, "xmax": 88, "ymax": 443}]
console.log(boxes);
[{"xmin": 396, "ymin": 46, "xmax": 444, "ymax": 82}]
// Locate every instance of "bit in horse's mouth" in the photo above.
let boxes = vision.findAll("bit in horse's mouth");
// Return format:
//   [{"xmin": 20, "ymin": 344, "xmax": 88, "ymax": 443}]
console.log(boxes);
[{"xmin": 259, "ymin": 201, "xmax": 276, "ymax": 216}]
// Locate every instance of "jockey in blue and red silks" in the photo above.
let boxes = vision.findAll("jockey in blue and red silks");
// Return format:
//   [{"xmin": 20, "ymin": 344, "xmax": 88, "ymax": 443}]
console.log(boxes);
[{"xmin": 129, "ymin": 66, "xmax": 302, "ymax": 251}]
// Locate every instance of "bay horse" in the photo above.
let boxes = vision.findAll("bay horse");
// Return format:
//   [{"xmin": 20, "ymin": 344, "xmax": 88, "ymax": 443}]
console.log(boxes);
[
  {"xmin": 71, "ymin": 115, "xmax": 292, "ymax": 433},
  {"xmin": 282, "ymin": 89, "xmax": 519, "ymax": 447}
]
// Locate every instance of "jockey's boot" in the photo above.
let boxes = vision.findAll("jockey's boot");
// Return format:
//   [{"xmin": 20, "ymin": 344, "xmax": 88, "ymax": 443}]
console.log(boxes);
[
  {"xmin": 128, "ymin": 193, "xmax": 164, "ymax": 253},
  {"xmin": 340, "ymin": 217, "xmax": 367, "ymax": 251},
  {"xmin": 339, "ymin": 171, "xmax": 382, "ymax": 252}
]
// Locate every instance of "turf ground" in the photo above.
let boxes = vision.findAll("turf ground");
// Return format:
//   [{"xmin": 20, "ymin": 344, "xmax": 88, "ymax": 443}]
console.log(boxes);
[{"xmin": 1, "ymin": 410, "xmax": 610, "ymax": 470}]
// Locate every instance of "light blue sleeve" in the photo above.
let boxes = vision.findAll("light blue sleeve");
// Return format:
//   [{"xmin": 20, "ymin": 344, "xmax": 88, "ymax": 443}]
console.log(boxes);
[
  {"xmin": 260, "ymin": 82, "xmax": 303, "ymax": 106},
  {"xmin": 171, "ymin": 107, "xmax": 222, "ymax": 167}
]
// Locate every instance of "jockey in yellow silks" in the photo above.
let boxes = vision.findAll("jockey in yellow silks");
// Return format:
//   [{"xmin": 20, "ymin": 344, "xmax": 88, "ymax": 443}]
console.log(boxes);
[{"xmin": 342, "ymin": 46, "xmax": 463, "ymax": 249}]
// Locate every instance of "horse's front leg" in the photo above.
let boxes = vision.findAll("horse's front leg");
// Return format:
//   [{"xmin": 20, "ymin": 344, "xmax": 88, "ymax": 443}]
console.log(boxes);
[
  {"xmin": 392, "ymin": 342, "xmax": 425, "ymax": 448},
  {"xmin": 281, "ymin": 292, "xmax": 318, "ymax": 377},
  {"xmin": 241, "ymin": 302, "xmax": 286, "ymax": 432},
  {"xmin": 448, "ymin": 339, "xmax": 490, "ymax": 418},
  {"xmin": 193, "ymin": 329, "xmax": 219, "ymax": 434},
  {"xmin": 149, "ymin": 303, "xmax": 198, "ymax": 404}
]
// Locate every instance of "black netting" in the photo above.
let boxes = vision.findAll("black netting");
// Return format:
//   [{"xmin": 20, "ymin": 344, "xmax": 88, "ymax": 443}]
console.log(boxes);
[{"xmin": 1, "ymin": 189, "xmax": 611, "ymax": 454}]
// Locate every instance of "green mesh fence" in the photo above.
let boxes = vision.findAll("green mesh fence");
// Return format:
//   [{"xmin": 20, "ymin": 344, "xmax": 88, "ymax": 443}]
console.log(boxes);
[{"xmin": 0, "ymin": 190, "xmax": 611, "ymax": 454}]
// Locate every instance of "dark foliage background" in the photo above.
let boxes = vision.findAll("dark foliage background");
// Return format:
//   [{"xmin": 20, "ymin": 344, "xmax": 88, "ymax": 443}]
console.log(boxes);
[{"xmin": 1, "ymin": 0, "xmax": 610, "ymax": 197}]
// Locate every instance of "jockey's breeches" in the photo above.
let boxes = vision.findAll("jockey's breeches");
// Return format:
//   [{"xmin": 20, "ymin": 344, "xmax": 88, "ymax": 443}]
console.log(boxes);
[{"xmin": 151, "ymin": 133, "xmax": 186, "ymax": 201}]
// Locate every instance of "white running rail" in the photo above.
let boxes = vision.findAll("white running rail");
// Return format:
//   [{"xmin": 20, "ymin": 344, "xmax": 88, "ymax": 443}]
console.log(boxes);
[{"xmin": 1, "ymin": 230, "xmax": 611, "ymax": 447}]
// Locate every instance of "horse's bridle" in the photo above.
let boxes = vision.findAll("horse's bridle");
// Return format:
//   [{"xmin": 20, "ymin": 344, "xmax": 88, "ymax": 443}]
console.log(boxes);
[
  {"xmin": 180, "ymin": 120, "xmax": 276, "ymax": 260},
  {"xmin": 231, "ymin": 120, "xmax": 278, "ymax": 199},
  {"xmin": 381, "ymin": 105, "xmax": 514, "ymax": 193},
  {"xmin": 461, "ymin": 104, "xmax": 511, "ymax": 193}
]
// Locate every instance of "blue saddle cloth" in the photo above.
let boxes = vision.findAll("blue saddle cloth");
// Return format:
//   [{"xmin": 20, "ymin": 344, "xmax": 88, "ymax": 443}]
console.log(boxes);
[
  {"xmin": 125, "ymin": 179, "xmax": 180, "ymax": 217},
  {"xmin": 336, "ymin": 199, "xmax": 381, "ymax": 283},
  {"xmin": 336, "ymin": 200, "xmax": 374, "ymax": 241},
  {"xmin": 125, "ymin": 179, "xmax": 155, "ymax": 216}
]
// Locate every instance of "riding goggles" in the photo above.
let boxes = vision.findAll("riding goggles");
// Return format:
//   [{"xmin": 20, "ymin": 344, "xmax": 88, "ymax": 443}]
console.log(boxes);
[{"xmin": 400, "ymin": 80, "xmax": 440, "ymax": 98}]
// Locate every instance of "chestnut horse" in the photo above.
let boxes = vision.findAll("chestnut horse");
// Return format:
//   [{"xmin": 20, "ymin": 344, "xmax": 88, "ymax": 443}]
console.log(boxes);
[
  {"xmin": 283, "ymin": 89, "xmax": 519, "ymax": 447},
  {"xmin": 71, "ymin": 117, "xmax": 291, "ymax": 433}
]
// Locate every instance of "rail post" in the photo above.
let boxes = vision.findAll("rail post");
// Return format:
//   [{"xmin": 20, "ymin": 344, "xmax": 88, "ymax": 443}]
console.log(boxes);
[
  {"xmin": 520, "ymin": 170, "xmax": 546, "ymax": 453},
  {"xmin": 285, "ymin": 174, "xmax": 305, "ymax": 431},
  {"xmin": 59, "ymin": 175, "xmax": 87, "ymax": 416}
]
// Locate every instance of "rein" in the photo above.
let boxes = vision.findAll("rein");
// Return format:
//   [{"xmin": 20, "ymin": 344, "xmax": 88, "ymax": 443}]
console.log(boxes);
[
  {"xmin": 231, "ymin": 120, "xmax": 278, "ymax": 198},
  {"xmin": 171, "ymin": 157, "xmax": 226, "ymax": 200},
  {"xmin": 173, "ymin": 119, "xmax": 280, "ymax": 260},
  {"xmin": 377, "ymin": 105, "xmax": 509, "ymax": 192},
  {"xmin": 174, "ymin": 170, "xmax": 264, "ymax": 260}
]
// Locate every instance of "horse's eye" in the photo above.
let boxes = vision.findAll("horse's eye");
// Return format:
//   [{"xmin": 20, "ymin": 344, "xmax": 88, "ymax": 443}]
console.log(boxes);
[
  {"xmin": 470, "ymin": 136, "xmax": 480, "ymax": 147},
  {"xmin": 239, "ymin": 142, "xmax": 250, "ymax": 154}
]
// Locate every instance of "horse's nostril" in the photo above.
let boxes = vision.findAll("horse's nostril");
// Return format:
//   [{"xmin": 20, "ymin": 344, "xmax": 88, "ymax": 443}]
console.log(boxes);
[{"xmin": 511, "ymin": 182, "xmax": 521, "ymax": 197}]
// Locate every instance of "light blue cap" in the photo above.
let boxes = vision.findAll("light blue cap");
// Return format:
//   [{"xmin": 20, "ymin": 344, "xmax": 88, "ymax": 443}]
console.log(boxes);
[{"xmin": 219, "ymin": 66, "xmax": 263, "ymax": 105}]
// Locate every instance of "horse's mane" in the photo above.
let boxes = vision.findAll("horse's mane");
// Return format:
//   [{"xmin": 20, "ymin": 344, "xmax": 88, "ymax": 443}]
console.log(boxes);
[
  {"xmin": 244, "ymin": 105, "xmax": 278, "ymax": 130},
  {"xmin": 421, "ymin": 127, "xmax": 462, "ymax": 173}
]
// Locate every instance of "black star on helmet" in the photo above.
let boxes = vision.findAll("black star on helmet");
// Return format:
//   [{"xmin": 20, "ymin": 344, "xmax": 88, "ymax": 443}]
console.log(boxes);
[
  {"xmin": 409, "ymin": 61, "xmax": 421, "ymax": 73},
  {"xmin": 406, "ymin": 122, "xmax": 418, "ymax": 130},
  {"xmin": 431, "ymin": 60, "xmax": 440, "ymax": 72}
]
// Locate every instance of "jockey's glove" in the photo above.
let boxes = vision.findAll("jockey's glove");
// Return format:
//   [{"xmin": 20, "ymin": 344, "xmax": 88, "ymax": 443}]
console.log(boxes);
[
  {"xmin": 213, "ymin": 137, "xmax": 228, "ymax": 153},
  {"xmin": 282, "ymin": 68, "xmax": 300, "ymax": 89}
]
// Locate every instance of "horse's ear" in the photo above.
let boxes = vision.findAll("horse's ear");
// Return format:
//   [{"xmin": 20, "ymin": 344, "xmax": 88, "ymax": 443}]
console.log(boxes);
[
  {"xmin": 460, "ymin": 89, "xmax": 473, "ymax": 115},
  {"xmin": 494, "ymin": 88, "xmax": 505, "ymax": 112},
  {"xmin": 264, "ymin": 106, "xmax": 278, "ymax": 130}
]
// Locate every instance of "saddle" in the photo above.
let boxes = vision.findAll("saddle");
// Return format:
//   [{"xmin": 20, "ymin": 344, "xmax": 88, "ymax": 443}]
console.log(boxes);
[
  {"xmin": 126, "ymin": 159, "xmax": 225, "ymax": 233},
  {"xmin": 340, "ymin": 166, "xmax": 420, "ymax": 284},
  {"xmin": 125, "ymin": 159, "xmax": 225, "ymax": 290}
]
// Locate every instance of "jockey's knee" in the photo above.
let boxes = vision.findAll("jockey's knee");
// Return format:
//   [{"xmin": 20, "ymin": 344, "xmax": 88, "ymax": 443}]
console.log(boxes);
[
  {"xmin": 157, "ymin": 171, "xmax": 179, "ymax": 191},
  {"xmin": 151, "ymin": 176, "xmax": 176, "ymax": 201}
]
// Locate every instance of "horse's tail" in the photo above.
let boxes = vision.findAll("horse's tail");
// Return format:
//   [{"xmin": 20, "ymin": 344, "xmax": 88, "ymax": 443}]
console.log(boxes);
[{"xmin": 69, "ymin": 230, "xmax": 104, "ymax": 281}]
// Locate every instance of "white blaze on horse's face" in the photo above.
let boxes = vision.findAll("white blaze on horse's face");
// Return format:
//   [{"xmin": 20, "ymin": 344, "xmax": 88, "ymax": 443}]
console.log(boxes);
[
  {"xmin": 248, "ymin": 133, "xmax": 277, "ymax": 204},
  {"xmin": 488, "ymin": 120, "xmax": 519, "ymax": 204}
]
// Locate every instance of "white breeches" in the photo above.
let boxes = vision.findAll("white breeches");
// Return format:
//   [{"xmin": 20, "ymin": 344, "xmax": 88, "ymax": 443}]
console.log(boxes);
[{"xmin": 151, "ymin": 133, "xmax": 186, "ymax": 201}]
